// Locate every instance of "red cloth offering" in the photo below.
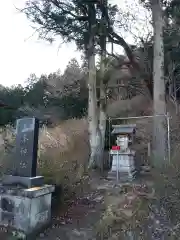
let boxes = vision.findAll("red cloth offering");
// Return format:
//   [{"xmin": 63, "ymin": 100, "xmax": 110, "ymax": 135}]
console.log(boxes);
[{"xmin": 112, "ymin": 146, "xmax": 120, "ymax": 150}]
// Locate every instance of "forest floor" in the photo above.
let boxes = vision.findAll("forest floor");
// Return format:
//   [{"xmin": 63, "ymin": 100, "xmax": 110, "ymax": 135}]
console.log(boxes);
[{"xmin": 0, "ymin": 170, "xmax": 179, "ymax": 240}]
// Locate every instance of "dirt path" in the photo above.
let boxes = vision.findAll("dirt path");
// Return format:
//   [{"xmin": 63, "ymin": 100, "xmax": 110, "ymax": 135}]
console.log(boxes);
[
  {"xmin": 36, "ymin": 173, "xmax": 115, "ymax": 240},
  {"xmin": 37, "ymin": 190, "xmax": 105, "ymax": 240}
]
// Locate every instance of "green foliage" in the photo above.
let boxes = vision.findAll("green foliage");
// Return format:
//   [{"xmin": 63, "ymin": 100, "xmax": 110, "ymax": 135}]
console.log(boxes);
[
  {"xmin": 47, "ymin": 92, "xmax": 88, "ymax": 120},
  {"xmin": 22, "ymin": 0, "xmax": 118, "ymax": 54},
  {"xmin": 166, "ymin": 0, "xmax": 180, "ymax": 23},
  {"xmin": 0, "ymin": 58, "xmax": 88, "ymax": 126},
  {"xmin": 24, "ymin": 74, "xmax": 47, "ymax": 107},
  {"xmin": 58, "ymin": 94, "xmax": 87, "ymax": 119},
  {"xmin": 0, "ymin": 86, "xmax": 25, "ymax": 125}
]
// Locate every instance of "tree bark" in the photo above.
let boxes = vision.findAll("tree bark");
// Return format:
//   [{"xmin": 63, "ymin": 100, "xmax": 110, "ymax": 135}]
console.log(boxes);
[
  {"xmin": 98, "ymin": 54, "xmax": 107, "ymax": 170},
  {"xmin": 152, "ymin": 0, "xmax": 167, "ymax": 166},
  {"xmin": 87, "ymin": 4, "xmax": 100, "ymax": 168},
  {"xmin": 97, "ymin": 0, "xmax": 108, "ymax": 171}
]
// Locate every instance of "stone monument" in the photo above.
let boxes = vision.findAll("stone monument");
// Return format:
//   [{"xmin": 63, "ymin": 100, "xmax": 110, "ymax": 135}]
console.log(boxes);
[
  {"xmin": 3, "ymin": 117, "xmax": 43, "ymax": 188},
  {"xmin": 0, "ymin": 117, "xmax": 55, "ymax": 236}
]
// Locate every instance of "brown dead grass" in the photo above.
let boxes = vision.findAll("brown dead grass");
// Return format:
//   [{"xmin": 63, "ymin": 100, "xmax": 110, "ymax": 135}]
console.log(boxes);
[{"xmin": 38, "ymin": 118, "xmax": 90, "ymax": 187}]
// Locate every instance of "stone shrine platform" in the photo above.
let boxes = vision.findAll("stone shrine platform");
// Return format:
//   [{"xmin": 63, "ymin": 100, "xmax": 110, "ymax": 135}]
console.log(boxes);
[{"xmin": 0, "ymin": 184, "xmax": 54, "ymax": 236}]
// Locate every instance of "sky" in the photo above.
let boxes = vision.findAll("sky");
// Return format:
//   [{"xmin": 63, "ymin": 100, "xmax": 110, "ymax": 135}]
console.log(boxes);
[{"xmin": 0, "ymin": 0, "xmax": 148, "ymax": 87}]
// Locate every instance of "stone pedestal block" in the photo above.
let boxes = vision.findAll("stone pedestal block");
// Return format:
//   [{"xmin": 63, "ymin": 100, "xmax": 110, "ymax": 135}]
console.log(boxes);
[
  {"xmin": 109, "ymin": 150, "xmax": 137, "ymax": 181},
  {"xmin": 0, "ymin": 184, "xmax": 54, "ymax": 235},
  {"xmin": 2, "ymin": 175, "xmax": 44, "ymax": 188}
]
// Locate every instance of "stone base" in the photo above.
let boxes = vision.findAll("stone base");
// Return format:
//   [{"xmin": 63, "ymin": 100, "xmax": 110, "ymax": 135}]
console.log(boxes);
[
  {"xmin": 108, "ymin": 170, "xmax": 137, "ymax": 182},
  {"xmin": 2, "ymin": 175, "xmax": 44, "ymax": 188},
  {"xmin": 0, "ymin": 184, "xmax": 55, "ymax": 235}
]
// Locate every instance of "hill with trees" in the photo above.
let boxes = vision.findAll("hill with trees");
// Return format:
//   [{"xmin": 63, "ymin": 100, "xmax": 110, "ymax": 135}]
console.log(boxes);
[
  {"xmin": 1, "ymin": 0, "xmax": 180, "ymax": 239},
  {"xmin": 0, "ymin": 58, "xmax": 88, "ymax": 126}
]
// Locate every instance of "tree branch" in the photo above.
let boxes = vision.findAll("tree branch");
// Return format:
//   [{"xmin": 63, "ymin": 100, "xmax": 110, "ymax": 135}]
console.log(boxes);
[
  {"xmin": 108, "ymin": 32, "xmax": 140, "ymax": 69},
  {"xmin": 50, "ymin": 0, "xmax": 88, "ymax": 20}
]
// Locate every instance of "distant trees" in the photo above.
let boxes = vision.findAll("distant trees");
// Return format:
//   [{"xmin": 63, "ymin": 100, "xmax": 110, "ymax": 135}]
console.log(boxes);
[
  {"xmin": 0, "ymin": 58, "xmax": 88, "ymax": 126},
  {"xmin": 0, "ymin": 85, "xmax": 25, "ymax": 125}
]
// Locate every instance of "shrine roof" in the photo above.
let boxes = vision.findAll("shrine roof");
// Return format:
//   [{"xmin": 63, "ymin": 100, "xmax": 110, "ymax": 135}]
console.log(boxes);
[{"xmin": 111, "ymin": 124, "xmax": 136, "ymax": 135}]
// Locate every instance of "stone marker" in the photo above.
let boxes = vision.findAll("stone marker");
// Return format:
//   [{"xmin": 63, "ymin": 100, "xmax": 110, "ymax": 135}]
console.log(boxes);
[
  {"xmin": 2, "ymin": 117, "xmax": 43, "ymax": 188},
  {"xmin": 14, "ymin": 117, "xmax": 39, "ymax": 177},
  {"xmin": 0, "ymin": 117, "xmax": 55, "ymax": 236}
]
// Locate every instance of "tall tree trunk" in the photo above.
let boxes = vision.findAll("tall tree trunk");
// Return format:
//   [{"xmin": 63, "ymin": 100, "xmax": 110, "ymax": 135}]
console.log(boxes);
[
  {"xmin": 88, "ymin": 4, "xmax": 100, "ymax": 168},
  {"xmin": 152, "ymin": 0, "xmax": 167, "ymax": 166},
  {"xmin": 98, "ymin": 56, "xmax": 107, "ymax": 171},
  {"xmin": 98, "ymin": 0, "xmax": 108, "ymax": 170}
]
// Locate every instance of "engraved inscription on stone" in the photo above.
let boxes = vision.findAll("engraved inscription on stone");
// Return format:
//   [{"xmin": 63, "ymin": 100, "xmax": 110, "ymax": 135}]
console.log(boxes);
[
  {"xmin": 35, "ymin": 210, "xmax": 48, "ymax": 222},
  {"xmin": 1, "ymin": 197, "xmax": 14, "ymax": 213},
  {"xmin": 14, "ymin": 118, "xmax": 39, "ymax": 177},
  {"xmin": 16, "ymin": 118, "xmax": 35, "ymax": 135}
]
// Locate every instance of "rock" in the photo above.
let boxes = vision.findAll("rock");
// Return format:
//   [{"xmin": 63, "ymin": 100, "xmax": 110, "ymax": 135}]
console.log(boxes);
[
  {"xmin": 94, "ymin": 195, "xmax": 103, "ymax": 202},
  {"xmin": 67, "ymin": 229, "xmax": 90, "ymax": 240},
  {"xmin": 120, "ymin": 209, "xmax": 134, "ymax": 218},
  {"xmin": 39, "ymin": 232, "xmax": 45, "ymax": 238},
  {"xmin": 72, "ymin": 229, "xmax": 82, "ymax": 237},
  {"xmin": 79, "ymin": 198, "xmax": 91, "ymax": 205}
]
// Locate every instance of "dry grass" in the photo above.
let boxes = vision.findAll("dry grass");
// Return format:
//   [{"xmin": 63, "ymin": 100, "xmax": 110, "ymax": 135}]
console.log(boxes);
[{"xmin": 38, "ymin": 118, "xmax": 90, "ymax": 188}]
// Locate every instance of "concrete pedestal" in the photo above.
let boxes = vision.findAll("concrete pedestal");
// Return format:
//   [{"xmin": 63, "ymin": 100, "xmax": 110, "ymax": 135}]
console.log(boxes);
[{"xmin": 0, "ymin": 184, "xmax": 54, "ymax": 236}]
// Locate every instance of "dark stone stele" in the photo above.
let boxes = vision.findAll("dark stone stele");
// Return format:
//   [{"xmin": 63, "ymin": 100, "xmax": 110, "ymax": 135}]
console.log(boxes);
[{"xmin": 2, "ymin": 117, "xmax": 44, "ymax": 188}]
